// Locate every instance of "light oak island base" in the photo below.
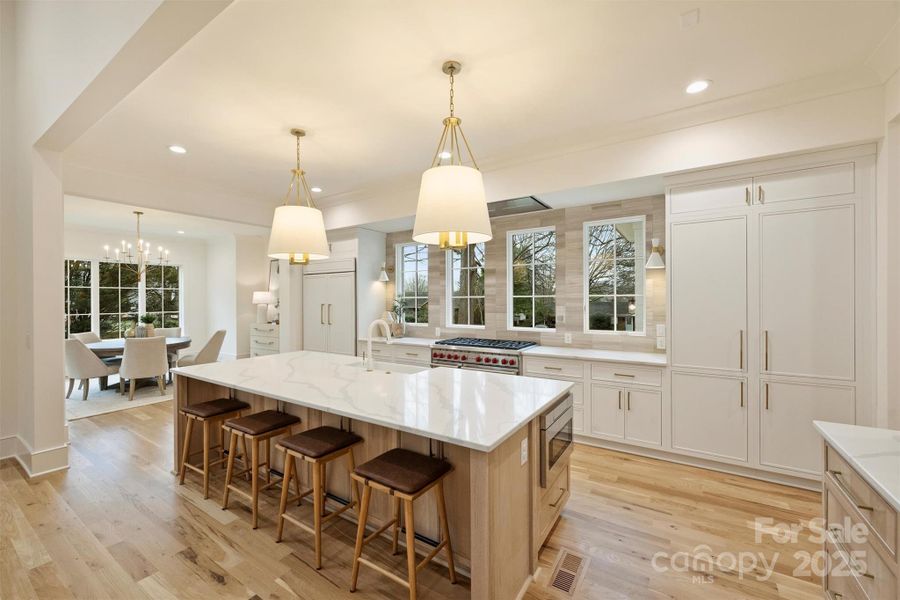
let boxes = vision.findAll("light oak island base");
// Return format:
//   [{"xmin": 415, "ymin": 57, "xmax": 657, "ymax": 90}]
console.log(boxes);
[{"xmin": 174, "ymin": 374, "xmax": 566, "ymax": 600}]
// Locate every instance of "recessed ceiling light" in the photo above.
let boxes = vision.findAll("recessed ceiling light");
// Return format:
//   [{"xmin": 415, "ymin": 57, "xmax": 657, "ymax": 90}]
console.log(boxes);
[
  {"xmin": 685, "ymin": 80, "xmax": 711, "ymax": 94},
  {"xmin": 177, "ymin": 230, "xmax": 185, "ymax": 234},
  {"xmin": 439, "ymin": 151, "xmax": 452, "ymax": 159},
  {"xmin": 168, "ymin": 145, "xmax": 187, "ymax": 154},
  {"xmin": 310, "ymin": 186, "xmax": 323, "ymax": 193}
]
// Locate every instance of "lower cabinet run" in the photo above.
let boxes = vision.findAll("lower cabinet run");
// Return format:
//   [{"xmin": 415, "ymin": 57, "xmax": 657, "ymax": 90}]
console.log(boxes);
[
  {"xmin": 671, "ymin": 371, "xmax": 748, "ymax": 463},
  {"xmin": 589, "ymin": 384, "xmax": 662, "ymax": 446}
]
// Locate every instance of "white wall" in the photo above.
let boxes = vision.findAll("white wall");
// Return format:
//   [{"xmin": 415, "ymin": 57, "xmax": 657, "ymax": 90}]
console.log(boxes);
[
  {"xmin": 234, "ymin": 235, "xmax": 270, "ymax": 357},
  {"xmin": 205, "ymin": 235, "xmax": 237, "ymax": 359},
  {"xmin": 63, "ymin": 225, "xmax": 209, "ymax": 345}
]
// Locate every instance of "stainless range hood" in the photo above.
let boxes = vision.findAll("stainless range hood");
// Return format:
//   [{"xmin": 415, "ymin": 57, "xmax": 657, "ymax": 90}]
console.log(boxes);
[{"xmin": 487, "ymin": 195, "xmax": 551, "ymax": 219}]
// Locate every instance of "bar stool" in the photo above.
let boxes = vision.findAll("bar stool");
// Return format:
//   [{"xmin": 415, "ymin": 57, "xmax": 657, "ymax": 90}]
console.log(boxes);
[
  {"xmin": 221, "ymin": 409, "xmax": 301, "ymax": 528},
  {"xmin": 350, "ymin": 448, "xmax": 456, "ymax": 600},
  {"xmin": 178, "ymin": 397, "xmax": 250, "ymax": 498},
  {"xmin": 275, "ymin": 425, "xmax": 363, "ymax": 569}
]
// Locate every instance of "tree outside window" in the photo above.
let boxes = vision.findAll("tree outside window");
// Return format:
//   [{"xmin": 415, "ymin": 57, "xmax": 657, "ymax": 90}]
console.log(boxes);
[
  {"xmin": 508, "ymin": 228, "xmax": 556, "ymax": 329},
  {"xmin": 447, "ymin": 243, "xmax": 485, "ymax": 327},
  {"xmin": 64, "ymin": 260, "xmax": 92, "ymax": 337},
  {"xmin": 585, "ymin": 216, "xmax": 645, "ymax": 333},
  {"xmin": 396, "ymin": 243, "xmax": 428, "ymax": 325}
]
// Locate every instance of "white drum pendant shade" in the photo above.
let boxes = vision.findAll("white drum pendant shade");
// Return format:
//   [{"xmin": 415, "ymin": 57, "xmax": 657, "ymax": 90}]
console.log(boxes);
[
  {"xmin": 413, "ymin": 165, "xmax": 492, "ymax": 245},
  {"xmin": 267, "ymin": 204, "xmax": 330, "ymax": 261}
]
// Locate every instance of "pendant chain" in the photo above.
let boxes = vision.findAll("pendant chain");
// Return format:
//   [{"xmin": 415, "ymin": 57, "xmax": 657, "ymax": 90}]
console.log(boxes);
[{"xmin": 448, "ymin": 69, "xmax": 455, "ymax": 117}]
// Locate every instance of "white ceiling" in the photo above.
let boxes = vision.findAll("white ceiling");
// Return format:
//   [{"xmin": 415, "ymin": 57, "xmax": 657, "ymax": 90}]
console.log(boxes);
[
  {"xmin": 62, "ymin": 0, "xmax": 898, "ymax": 211},
  {"xmin": 64, "ymin": 195, "xmax": 271, "ymax": 240}
]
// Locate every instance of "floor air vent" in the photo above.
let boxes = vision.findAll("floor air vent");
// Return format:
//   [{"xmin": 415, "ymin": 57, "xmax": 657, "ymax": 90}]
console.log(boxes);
[{"xmin": 548, "ymin": 549, "xmax": 587, "ymax": 596}]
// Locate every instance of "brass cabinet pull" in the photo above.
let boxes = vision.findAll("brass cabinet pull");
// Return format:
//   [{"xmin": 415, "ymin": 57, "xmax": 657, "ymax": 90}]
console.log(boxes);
[
  {"xmin": 549, "ymin": 487, "xmax": 566, "ymax": 508},
  {"xmin": 739, "ymin": 330, "xmax": 744, "ymax": 369},
  {"xmin": 404, "ymin": 352, "xmax": 418, "ymax": 357},
  {"xmin": 745, "ymin": 187, "xmax": 750, "ymax": 205},
  {"xmin": 829, "ymin": 526, "xmax": 875, "ymax": 579},
  {"xmin": 758, "ymin": 185, "xmax": 764, "ymax": 203},
  {"xmin": 618, "ymin": 390, "xmax": 622, "ymax": 410},
  {"xmin": 327, "ymin": 304, "xmax": 333, "ymax": 325},
  {"xmin": 613, "ymin": 372, "xmax": 635, "ymax": 378},
  {"xmin": 827, "ymin": 470, "xmax": 875, "ymax": 512},
  {"xmin": 740, "ymin": 381, "xmax": 744, "ymax": 407},
  {"xmin": 764, "ymin": 330, "xmax": 770, "ymax": 371},
  {"xmin": 627, "ymin": 391, "xmax": 631, "ymax": 411},
  {"xmin": 543, "ymin": 366, "xmax": 563, "ymax": 371},
  {"xmin": 320, "ymin": 304, "xmax": 325, "ymax": 325},
  {"xmin": 765, "ymin": 382, "xmax": 770, "ymax": 410}
]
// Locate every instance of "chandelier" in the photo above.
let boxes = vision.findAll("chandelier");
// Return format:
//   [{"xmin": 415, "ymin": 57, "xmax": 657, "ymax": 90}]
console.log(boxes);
[
  {"xmin": 103, "ymin": 211, "xmax": 170, "ymax": 278},
  {"xmin": 267, "ymin": 128, "xmax": 330, "ymax": 265},
  {"xmin": 413, "ymin": 60, "xmax": 492, "ymax": 249}
]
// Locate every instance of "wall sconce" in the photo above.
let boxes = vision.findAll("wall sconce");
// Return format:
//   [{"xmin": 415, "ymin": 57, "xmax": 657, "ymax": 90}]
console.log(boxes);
[
  {"xmin": 378, "ymin": 262, "xmax": 390, "ymax": 282},
  {"xmin": 646, "ymin": 238, "xmax": 665, "ymax": 269}
]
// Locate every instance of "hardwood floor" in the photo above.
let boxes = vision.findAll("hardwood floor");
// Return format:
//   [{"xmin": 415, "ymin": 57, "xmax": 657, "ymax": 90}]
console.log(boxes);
[{"xmin": 1, "ymin": 401, "xmax": 822, "ymax": 599}]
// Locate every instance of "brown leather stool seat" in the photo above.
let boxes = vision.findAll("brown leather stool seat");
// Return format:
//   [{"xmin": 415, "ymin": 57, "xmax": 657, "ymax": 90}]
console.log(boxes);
[
  {"xmin": 279, "ymin": 426, "xmax": 363, "ymax": 459},
  {"xmin": 225, "ymin": 409, "xmax": 300, "ymax": 435},
  {"xmin": 181, "ymin": 397, "xmax": 250, "ymax": 418},
  {"xmin": 353, "ymin": 448, "xmax": 452, "ymax": 495},
  {"xmin": 178, "ymin": 398, "xmax": 250, "ymax": 499}
]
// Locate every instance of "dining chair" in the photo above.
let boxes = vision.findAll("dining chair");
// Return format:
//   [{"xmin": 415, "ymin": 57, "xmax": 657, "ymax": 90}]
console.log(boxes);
[
  {"xmin": 69, "ymin": 331, "xmax": 101, "ymax": 343},
  {"xmin": 177, "ymin": 330, "xmax": 226, "ymax": 367},
  {"xmin": 64, "ymin": 339, "xmax": 120, "ymax": 401},
  {"xmin": 155, "ymin": 327, "xmax": 183, "ymax": 381},
  {"xmin": 119, "ymin": 337, "xmax": 169, "ymax": 401}
]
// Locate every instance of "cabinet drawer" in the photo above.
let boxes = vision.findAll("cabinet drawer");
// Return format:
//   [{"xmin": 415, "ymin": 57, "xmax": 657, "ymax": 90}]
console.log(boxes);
[
  {"xmin": 825, "ymin": 487, "xmax": 897, "ymax": 600},
  {"xmin": 367, "ymin": 343, "xmax": 392, "ymax": 357},
  {"xmin": 824, "ymin": 532, "xmax": 870, "ymax": 600},
  {"xmin": 250, "ymin": 348, "xmax": 278, "ymax": 358},
  {"xmin": 250, "ymin": 336, "xmax": 279, "ymax": 352},
  {"xmin": 591, "ymin": 363, "xmax": 662, "ymax": 387},
  {"xmin": 393, "ymin": 345, "xmax": 430, "ymax": 363},
  {"xmin": 249, "ymin": 323, "xmax": 278, "ymax": 337},
  {"xmin": 669, "ymin": 177, "xmax": 752, "ymax": 214},
  {"xmin": 826, "ymin": 446, "xmax": 897, "ymax": 557},
  {"xmin": 755, "ymin": 162, "xmax": 854, "ymax": 205},
  {"xmin": 524, "ymin": 357, "xmax": 584, "ymax": 379},
  {"xmin": 538, "ymin": 461, "xmax": 570, "ymax": 544}
]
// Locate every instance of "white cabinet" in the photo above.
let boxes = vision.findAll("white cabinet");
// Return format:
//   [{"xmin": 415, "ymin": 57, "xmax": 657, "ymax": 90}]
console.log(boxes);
[
  {"xmin": 753, "ymin": 162, "xmax": 854, "ymax": 206},
  {"xmin": 759, "ymin": 380, "xmax": 854, "ymax": 475},
  {"xmin": 671, "ymin": 372, "xmax": 747, "ymax": 463},
  {"xmin": 669, "ymin": 177, "xmax": 752, "ymax": 214},
  {"xmin": 589, "ymin": 384, "xmax": 662, "ymax": 447},
  {"xmin": 670, "ymin": 216, "xmax": 747, "ymax": 373},
  {"xmin": 759, "ymin": 205, "xmax": 855, "ymax": 381},
  {"xmin": 249, "ymin": 323, "xmax": 280, "ymax": 357},
  {"xmin": 303, "ymin": 270, "xmax": 356, "ymax": 355}
]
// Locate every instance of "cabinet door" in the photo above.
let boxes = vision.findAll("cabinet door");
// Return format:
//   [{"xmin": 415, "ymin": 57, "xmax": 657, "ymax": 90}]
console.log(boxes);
[
  {"xmin": 672, "ymin": 372, "xmax": 747, "ymax": 462},
  {"xmin": 670, "ymin": 216, "xmax": 747, "ymax": 372},
  {"xmin": 760, "ymin": 205, "xmax": 854, "ymax": 380},
  {"xmin": 760, "ymin": 381, "xmax": 854, "ymax": 475},
  {"xmin": 325, "ymin": 272, "xmax": 356, "ymax": 356},
  {"xmin": 302, "ymin": 274, "xmax": 329, "ymax": 352},
  {"xmin": 624, "ymin": 389, "xmax": 662, "ymax": 446},
  {"xmin": 754, "ymin": 162, "xmax": 854, "ymax": 206},
  {"xmin": 589, "ymin": 384, "xmax": 624, "ymax": 439},
  {"xmin": 669, "ymin": 178, "xmax": 752, "ymax": 214}
]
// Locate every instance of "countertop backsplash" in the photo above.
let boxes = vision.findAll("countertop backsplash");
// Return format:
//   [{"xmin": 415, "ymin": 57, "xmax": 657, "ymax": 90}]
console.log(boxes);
[{"xmin": 384, "ymin": 194, "xmax": 666, "ymax": 354}]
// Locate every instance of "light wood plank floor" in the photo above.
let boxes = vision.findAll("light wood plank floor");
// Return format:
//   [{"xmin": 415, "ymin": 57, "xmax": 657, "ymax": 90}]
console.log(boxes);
[{"xmin": 1, "ymin": 401, "xmax": 822, "ymax": 599}]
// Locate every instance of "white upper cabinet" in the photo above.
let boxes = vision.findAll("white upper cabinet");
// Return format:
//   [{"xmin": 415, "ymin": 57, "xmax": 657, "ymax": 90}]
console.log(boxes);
[
  {"xmin": 325, "ymin": 272, "xmax": 357, "ymax": 356},
  {"xmin": 669, "ymin": 177, "xmax": 752, "ymax": 214},
  {"xmin": 759, "ymin": 205, "xmax": 855, "ymax": 381},
  {"xmin": 670, "ymin": 216, "xmax": 747, "ymax": 372},
  {"xmin": 753, "ymin": 163, "xmax": 854, "ymax": 206}
]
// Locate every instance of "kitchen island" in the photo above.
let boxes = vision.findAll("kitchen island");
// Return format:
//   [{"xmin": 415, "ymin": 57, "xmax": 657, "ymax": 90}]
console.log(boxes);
[{"xmin": 173, "ymin": 351, "xmax": 573, "ymax": 600}]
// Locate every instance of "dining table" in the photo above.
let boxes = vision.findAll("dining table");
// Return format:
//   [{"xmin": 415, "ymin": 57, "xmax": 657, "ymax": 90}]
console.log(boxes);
[{"xmin": 85, "ymin": 336, "xmax": 192, "ymax": 390}]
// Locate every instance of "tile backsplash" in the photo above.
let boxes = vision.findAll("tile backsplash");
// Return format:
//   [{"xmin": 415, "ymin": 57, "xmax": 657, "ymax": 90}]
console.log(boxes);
[{"xmin": 384, "ymin": 194, "xmax": 666, "ymax": 353}]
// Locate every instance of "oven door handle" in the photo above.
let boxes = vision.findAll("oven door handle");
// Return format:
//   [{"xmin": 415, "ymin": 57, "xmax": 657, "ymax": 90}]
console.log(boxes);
[{"xmin": 545, "ymin": 406, "xmax": 574, "ymax": 439}]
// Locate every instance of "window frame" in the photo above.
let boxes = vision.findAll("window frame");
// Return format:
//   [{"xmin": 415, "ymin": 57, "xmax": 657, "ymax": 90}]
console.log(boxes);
[
  {"xmin": 394, "ymin": 242, "xmax": 429, "ymax": 326},
  {"xmin": 582, "ymin": 215, "xmax": 647, "ymax": 336},
  {"xmin": 444, "ymin": 243, "xmax": 486, "ymax": 330},
  {"xmin": 506, "ymin": 225, "xmax": 557, "ymax": 332}
]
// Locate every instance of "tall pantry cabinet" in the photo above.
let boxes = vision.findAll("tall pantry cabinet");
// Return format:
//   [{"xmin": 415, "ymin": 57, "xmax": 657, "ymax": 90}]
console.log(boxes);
[{"xmin": 665, "ymin": 145, "xmax": 875, "ymax": 480}]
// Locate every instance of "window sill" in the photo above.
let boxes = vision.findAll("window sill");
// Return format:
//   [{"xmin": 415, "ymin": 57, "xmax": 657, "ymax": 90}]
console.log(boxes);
[
  {"xmin": 444, "ymin": 324, "xmax": 486, "ymax": 330},
  {"xmin": 584, "ymin": 329, "xmax": 647, "ymax": 337},
  {"xmin": 507, "ymin": 327, "xmax": 557, "ymax": 333},
  {"xmin": 405, "ymin": 323, "xmax": 429, "ymax": 328}
]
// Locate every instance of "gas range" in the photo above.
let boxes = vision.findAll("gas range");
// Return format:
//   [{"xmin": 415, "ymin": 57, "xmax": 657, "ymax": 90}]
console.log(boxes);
[{"xmin": 430, "ymin": 337, "xmax": 537, "ymax": 374}]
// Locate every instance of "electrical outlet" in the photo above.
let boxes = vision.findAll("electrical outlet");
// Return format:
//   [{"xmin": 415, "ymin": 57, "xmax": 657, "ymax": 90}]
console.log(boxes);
[
  {"xmin": 564, "ymin": 333, "xmax": 572, "ymax": 344},
  {"xmin": 435, "ymin": 327, "xmax": 441, "ymax": 338},
  {"xmin": 656, "ymin": 336, "xmax": 666, "ymax": 350},
  {"xmin": 520, "ymin": 438, "xmax": 528, "ymax": 465},
  {"xmin": 656, "ymin": 324, "xmax": 666, "ymax": 337}
]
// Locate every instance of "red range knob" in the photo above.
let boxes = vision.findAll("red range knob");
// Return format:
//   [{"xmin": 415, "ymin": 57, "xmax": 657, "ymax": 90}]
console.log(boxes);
[
  {"xmin": 438, "ymin": 353, "xmax": 445, "ymax": 358},
  {"xmin": 461, "ymin": 355, "xmax": 467, "ymax": 361},
  {"xmin": 454, "ymin": 354, "xmax": 460, "ymax": 360},
  {"xmin": 492, "ymin": 358, "xmax": 499, "ymax": 364},
  {"xmin": 509, "ymin": 359, "xmax": 517, "ymax": 366},
  {"xmin": 475, "ymin": 356, "xmax": 482, "ymax": 362},
  {"xmin": 501, "ymin": 359, "xmax": 508, "ymax": 365}
]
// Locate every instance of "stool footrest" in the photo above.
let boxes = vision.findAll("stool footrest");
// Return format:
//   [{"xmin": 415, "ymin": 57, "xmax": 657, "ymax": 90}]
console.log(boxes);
[
  {"xmin": 363, "ymin": 517, "xmax": 399, "ymax": 546},
  {"xmin": 416, "ymin": 539, "xmax": 448, "ymax": 572},
  {"xmin": 356, "ymin": 557, "xmax": 411, "ymax": 589}
]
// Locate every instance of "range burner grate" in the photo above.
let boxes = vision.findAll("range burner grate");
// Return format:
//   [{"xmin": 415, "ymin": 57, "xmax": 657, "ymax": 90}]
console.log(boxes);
[{"xmin": 434, "ymin": 337, "xmax": 537, "ymax": 351}]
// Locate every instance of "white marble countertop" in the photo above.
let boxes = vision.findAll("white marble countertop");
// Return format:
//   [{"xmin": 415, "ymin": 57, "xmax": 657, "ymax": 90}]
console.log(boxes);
[
  {"xmin": 814, "ymin": 421, "xmax": 900, "ymax": 512},
  {"xmin": 174, "ymin": 351, "xmax": 573, "ymax": 453},
  {"xmin": 521, "ymin": 345, "xmax": 667, "ymax": 366}
]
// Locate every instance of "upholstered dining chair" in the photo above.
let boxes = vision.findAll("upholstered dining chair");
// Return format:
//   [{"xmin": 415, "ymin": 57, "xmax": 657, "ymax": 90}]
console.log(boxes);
[
  {"xmin": 64, "ymin": 339, "xmax": 120, "ymax": 401},
  {"xmin": 69, "ymin": 331, "xmax": 101, "ymax": 343},
  {"xmin": 119, "ymin": 337, "xmax": 169, "ymax": 401},
  {"xmin": 177, "ymin": 330, "xmax": 226, "ymax": 367},
  {"xmin": 155, "ymin": 326, "xmax": 183, "ymax": 381}
]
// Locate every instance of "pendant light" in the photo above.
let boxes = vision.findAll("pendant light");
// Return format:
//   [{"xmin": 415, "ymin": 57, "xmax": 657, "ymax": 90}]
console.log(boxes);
[
  {"xmin": 413, "ymin": 61, "xmax": 492, "ymax": 250},
  {"xmin": 267, "ymin": 128, "xmax": 330, "ymax": 264}
]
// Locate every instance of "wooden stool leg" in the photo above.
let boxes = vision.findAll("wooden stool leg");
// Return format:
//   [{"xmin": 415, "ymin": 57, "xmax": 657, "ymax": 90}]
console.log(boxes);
[
  {"xmin": 350, "ymin": 484, "xmax": 372, "ymax": 592},
  {"xmin": 293, "ymin": 457, "xmax": 302, "ymax": 506},
  {"xmin": 202, "ymin": 420, "xmax": 211, "ymax": 499},
  {"xmin": 265, "ymin": 438, "xmax": 271, "ymax": 484},
  {"xmin": 404, "ymin": 498, "xmax": 417, "ymax": 600},
  {"xmin": 312, "ymin": 459, "xmax": 323, "ymax": 569},
  {"xmin": 436, "ymin": 480, "xmax": 457, "ymax": 584},
  {"xmin": 178, "ymin": 416, "xmax": 194, "ymax": 485},
  {"xmin": 251, "ymin": 438, "xmax": 260, "ymax": 529},
  {"xmin": 348, "ymin": 448, "xmax": 360, "ymax": 512},
  {"xmin": 219, "ymin": 422, "xmax": 226, "ymax": 468},
  {"xmin": 222, "ymin": 431, "xmax": 238, "ymax": 509},
  {"xmin": 391, "ymin": 496, "xmax": 401, "ymax": 555},
  {"xmin": 276, "ymin": 452, "xmax": 294, "ymax": 542},
  {"xmin": 241, "ymin": 435, "xmax": 251, "ymax": 481}
]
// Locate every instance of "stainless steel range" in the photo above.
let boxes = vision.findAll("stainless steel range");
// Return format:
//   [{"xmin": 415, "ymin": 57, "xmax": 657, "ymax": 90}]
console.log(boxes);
[{"xmin": 430, "ymin": 337, "xmax": 537, "ymax": 374}]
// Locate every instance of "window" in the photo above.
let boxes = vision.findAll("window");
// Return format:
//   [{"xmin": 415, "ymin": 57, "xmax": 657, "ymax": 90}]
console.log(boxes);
[
  {"xmin": 508, "ymin": 227, "xmax": 556, "ymax": 330},
  {"xmin": 64, "ymin": 260, "xmax": 92, "ymax": 337},
  {"xmin": 146, "ymin": 264, "xmax": 181, "ymax": 328},
  {"xmin": 446, "ymin": 243, "xmax": 485, "ymax": 327},
  {"xmin": 584, "ymin": 216, "xmax": 645, "ymax": 333},
  {"xmin": 396, "ymin": 243, "xmax": 428, "ymax": 325},
  {"xmin": 98, "ymin": 261, "xmax": 140, "ymax": 339}
]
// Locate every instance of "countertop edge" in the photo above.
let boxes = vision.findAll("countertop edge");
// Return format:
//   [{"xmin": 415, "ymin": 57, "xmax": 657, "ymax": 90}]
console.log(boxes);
[{"xmin": 814, "ymin": 421, "xmax": 900, "ymax": 513}]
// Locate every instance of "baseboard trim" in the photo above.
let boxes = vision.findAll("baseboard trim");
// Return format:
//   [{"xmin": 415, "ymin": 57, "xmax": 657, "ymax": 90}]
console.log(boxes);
[
  {"xmin": 574, "ymin": 436, "xmax": 820, "ymax": 491},
  {"xmin": 0, "ymin": 435, "xmax": 69, "ymax": 479}
]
